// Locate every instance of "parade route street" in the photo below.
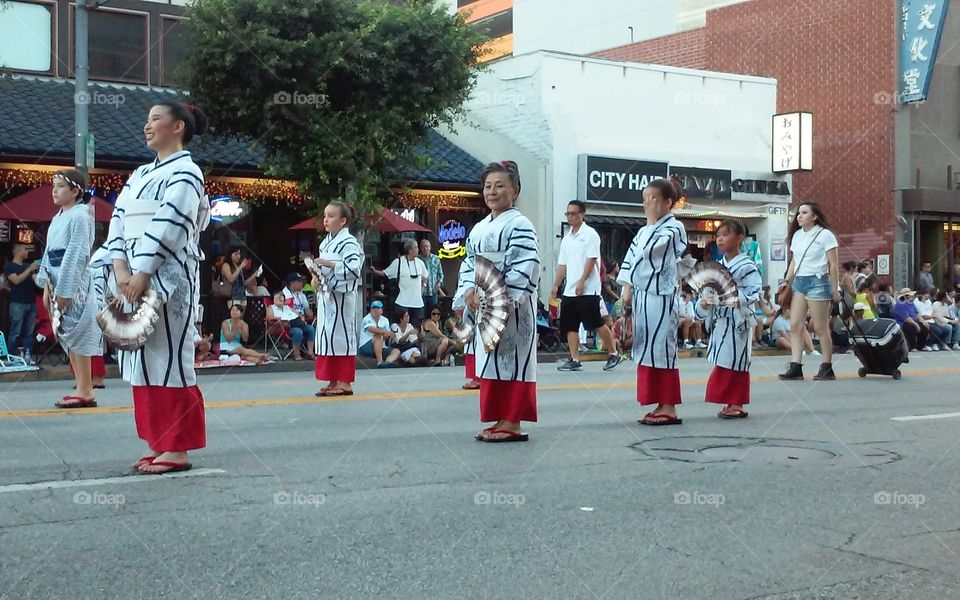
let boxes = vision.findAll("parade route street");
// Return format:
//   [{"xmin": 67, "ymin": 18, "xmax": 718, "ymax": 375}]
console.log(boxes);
[{"xmin": 3, "ymin": 352, "xmax": 960, "ymax": 600}]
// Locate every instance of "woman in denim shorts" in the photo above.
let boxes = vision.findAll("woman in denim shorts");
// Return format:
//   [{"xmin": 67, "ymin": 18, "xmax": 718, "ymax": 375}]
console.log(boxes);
[{"xmin": 777, "ymin": 202, "xmax": 841, "ymax": 381}]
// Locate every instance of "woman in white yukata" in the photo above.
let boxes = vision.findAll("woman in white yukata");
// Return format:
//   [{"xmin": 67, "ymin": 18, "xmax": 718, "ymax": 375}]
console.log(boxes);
[
  {"xmin": 693, "ymin": 219, "xmax": 762, "ymax": 419},
  {"xmin": 102, "ymin": 101, "xmax": 211, "ymax": 474},
  {"xmin": 618, "ymin": 178, "xmax": 688, "ymax": 426},
  {"xmin": 312, "ymin": 201, "xmax": 364, "ymax": 397},
  {"xmin": 461, "ymin": 161, "xmax": 540, "ymax": 443},
  {"xmin": 36, "ymin": 169, "xmax": 101, "ymax": 409}
]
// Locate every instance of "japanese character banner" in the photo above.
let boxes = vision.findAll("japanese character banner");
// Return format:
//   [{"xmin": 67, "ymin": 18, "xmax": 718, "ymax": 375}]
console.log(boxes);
[{"xmin": 899, "ymin": 0, "xmax": 949, "ymax": 103}]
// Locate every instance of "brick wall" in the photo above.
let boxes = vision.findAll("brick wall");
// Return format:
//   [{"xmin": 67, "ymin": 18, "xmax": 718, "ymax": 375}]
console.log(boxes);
[
  {"xmin": 591, "ymin": 0, "xmax": 898, "ymax": 264},
  {"xmin": 593, "ymin": 29, "xmax": 707, "ymax": 70}
]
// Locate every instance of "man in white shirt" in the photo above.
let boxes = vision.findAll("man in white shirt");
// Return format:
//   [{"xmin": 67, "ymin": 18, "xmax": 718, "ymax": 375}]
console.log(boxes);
[
  {"xmin": 358, "ymin": 300, "xmax": 401, "ymax": 366},
  {"xmin": 550, "ymin": 201, "xmax": 622, "ymax": 372},
  {"xmin": 283, "ymin": 273, "xmax": 315, "ymax": 321}
]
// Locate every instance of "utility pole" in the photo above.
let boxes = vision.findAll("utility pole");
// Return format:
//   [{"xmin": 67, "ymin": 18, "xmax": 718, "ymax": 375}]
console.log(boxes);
[{"xmin": 74, "ymin": 0, "xmax": 90, "ymax": 170}]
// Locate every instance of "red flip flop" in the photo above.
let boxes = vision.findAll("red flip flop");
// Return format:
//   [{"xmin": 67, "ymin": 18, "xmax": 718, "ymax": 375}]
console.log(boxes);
[
  {"xmin": 718, "ymin": 409, "xmax": 748, "ymax": 419},
  {"xmin": 462, "ymin": 381, "xmax": 481, "ymax": 390},
  {"xmin": 474, "ymin": 426, "xmax": 496, "ymax": 440},
  {"xmin": 315, "ymin": 386, "xmax": 334, "ymax": 397},
  {"xmin": 139, "ymin": 461, "xmax": 192, "ymax": 474},
  {"xmin": 323, "ymin": 388, "xmax": 353, "ymax": 396},
  {"xmin": 132, "ymin": 455, "xmax": 157, "ymax": 469},
  {"xmin": 639, "ymin": 413, "xmax": 682, "ymax": 426},
  {"xmin": 55, "ymin": 396, "xmax": 98, "ymax": 409},
  {"xmin": 482, "ymin": 428, "xmax": 529, "ymax": 443}
]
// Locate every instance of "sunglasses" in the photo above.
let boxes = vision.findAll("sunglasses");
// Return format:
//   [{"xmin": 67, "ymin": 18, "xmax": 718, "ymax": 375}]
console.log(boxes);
[{"xmin": 564, "ymin": 211, "xmax": 583, "ymax": 216}]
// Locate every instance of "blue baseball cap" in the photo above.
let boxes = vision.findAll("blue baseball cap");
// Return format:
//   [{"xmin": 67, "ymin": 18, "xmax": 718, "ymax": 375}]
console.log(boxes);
[
  {"xmin": 371, "ymin": 300, "xmax": 384, "ymax": 309},
  {"xmin": 286, "ymin": 272, "xmax": 304, "ymax": 284}
]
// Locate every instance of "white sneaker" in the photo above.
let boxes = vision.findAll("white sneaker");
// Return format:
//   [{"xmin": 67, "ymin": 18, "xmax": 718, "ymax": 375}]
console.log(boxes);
[
  {"xmin": 683, "ymin": 341, "xmax": 694, "ymax": 349},
  {"xmin": 923, "ymin": 346, "xmax": 934, "ymax": 352},
  {"xmin": 695, "ymin": 341, "xmax": 708, "ymax": 349},
  {"xmin": 805, "ymin": 349, "xmax": 821, "ymax": 357}
]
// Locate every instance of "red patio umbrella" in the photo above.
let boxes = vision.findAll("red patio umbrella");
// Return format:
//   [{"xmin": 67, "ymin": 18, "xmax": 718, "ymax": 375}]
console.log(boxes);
[
  {"xmin": 0, "ymin": 184, "xmax": 113, "ymax": 222},
  {"xmin": 288, "ymin": 208, "xmax": 430, "ymax": 233}
]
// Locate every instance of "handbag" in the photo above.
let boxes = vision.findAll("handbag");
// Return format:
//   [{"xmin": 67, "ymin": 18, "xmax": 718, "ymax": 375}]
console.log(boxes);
[
  {"xmin": 212, "ymin": 271, "xmax": 232, "ymax": 299},
  {"xmin": 777, "ymin": 228, "xmax": 825, "ymax": 307}
]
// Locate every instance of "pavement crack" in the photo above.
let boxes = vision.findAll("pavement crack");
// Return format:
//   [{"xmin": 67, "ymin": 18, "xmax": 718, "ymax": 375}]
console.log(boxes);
[{"xmin": 828, "ymin": 546, "xmax": 928, "ymax": 571}]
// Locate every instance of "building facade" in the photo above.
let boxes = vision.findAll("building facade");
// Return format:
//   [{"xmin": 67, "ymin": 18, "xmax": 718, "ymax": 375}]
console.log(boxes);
[
  {"xmin": 443, "ymin": 51, "xmax": 790, "ymax": 288},
  {"xmin": 592, "ymin": 0, "xmax": 960, "ymax": 292}
]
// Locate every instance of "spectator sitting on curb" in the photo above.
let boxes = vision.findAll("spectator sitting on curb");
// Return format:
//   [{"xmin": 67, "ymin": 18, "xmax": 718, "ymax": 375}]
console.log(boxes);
[
  {"xmin": 359, "ymin": 300, "xmax": 400, "ymax": 367},
  {"xmin": 390, "ymin": 308, "xmax": 423, "ymax": 365}
]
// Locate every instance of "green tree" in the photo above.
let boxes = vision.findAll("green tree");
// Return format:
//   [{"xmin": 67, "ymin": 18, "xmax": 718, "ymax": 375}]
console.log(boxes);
[{"xmin": 182, "ymin": 0, "xmax": 483, "ymax": 212}]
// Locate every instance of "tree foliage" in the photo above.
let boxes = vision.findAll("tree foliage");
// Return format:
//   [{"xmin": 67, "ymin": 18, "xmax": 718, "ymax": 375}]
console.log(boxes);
[{"xmin": 182, "ymin": 0, "xmax": 483, "ymax": 212}]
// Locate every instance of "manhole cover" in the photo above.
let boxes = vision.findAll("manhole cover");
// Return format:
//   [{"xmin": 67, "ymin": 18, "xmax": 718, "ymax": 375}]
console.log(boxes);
[
  {"xmin": 698, "ymin": 445, "xmax": 837, "ymax": 463},
  {"xmin": 631, "ymin": 436, "xmax": 899, "ymax": 467}
]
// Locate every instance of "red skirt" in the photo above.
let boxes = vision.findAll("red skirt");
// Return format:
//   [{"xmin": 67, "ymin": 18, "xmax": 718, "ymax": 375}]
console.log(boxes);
[
  {"xmin": 315, "ymin": 355, "xmax": 356, "ymax": 383},
  {"xmin": 636, "ymin": 364, "xmax": 682, "ymax": 406},
  {"xmin": 464, "ymin": 353, "xmax": 477, "ymax": 380},
  {"xmin": 69, "ymin": 356, "xmax": 106, "ymax": 378},
  {"xmin": 705, "ymin": 366, "xmax": 750, "ymax": 405},
  {"xmin": 479, "ymin": 379, "xmax": 537, "ymax": 423},
  {"xmin": 133, "ymin": 385, "xmax": 206, "ymax": 452}
]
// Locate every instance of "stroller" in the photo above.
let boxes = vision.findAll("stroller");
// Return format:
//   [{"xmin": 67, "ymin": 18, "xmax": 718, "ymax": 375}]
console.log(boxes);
[
  {"xmin": 536, "ymin": 299, "xmax": 562, "ymax": 352},
  {"xmin": 840, "ymin": 300, "xmax": 908, "ymax": 380}
]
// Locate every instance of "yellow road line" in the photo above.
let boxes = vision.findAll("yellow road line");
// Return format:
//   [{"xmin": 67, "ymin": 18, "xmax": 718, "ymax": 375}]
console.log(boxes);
[{"xmin": 3, "ymin": 367, "xmax": 958, "ymax": 420}]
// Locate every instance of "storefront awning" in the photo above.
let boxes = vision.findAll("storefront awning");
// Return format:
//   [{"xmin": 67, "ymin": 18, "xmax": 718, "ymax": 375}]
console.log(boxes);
[
  {"xmin": 0, "ymin": 185, "xmax": 113, "ymax": 222},
  {"xmin": 585, "ymin": 215, "xmax": 645, "ymax": 228}
]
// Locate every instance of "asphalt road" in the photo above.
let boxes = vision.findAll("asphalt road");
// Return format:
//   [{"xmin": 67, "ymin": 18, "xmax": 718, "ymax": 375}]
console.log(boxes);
[{"xmin": 2, "ymin": 350, "xmax": 960, "ymax": 600}]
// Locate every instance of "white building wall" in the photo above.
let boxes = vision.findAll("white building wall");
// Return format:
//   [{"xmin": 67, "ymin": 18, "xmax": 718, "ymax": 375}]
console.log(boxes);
[
  {"xmin": 446, "ymin": 51, "xmax": 788, "ymax": 290},
  {"xmin": 512, "ymin": 0, "xmax": 678, "ymax": 55}
]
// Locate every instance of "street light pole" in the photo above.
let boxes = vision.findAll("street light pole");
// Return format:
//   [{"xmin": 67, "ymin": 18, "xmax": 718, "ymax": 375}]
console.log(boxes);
[{"xmin": 74, "ymin": 0, "xmax": 89, "ymax": 170}]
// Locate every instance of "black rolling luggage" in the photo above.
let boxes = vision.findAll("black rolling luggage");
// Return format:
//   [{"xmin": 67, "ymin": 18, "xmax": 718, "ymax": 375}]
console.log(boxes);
[{"xmin": 844, "ymin": 317, "xmax": 909, "ymax": 380}]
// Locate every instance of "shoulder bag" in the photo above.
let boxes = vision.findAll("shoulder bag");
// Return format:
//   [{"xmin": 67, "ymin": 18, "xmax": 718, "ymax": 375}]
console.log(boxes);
[{"xmin": 777, "ymin": 228, "xmax": 825, "ymax": 307}]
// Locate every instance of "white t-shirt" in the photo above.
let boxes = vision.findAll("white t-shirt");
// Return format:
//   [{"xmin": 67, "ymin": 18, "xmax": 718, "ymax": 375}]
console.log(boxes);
[
  {"xmin": 269, "ymin": 303, "xmax": 298, "ymax": 322},
  {"xmin": 386, "ymin": 257, "xmax": 428, "ymax": 308},
  {"xmin": 771, "ymin": 315, "xmax": 791, "ymax": 341},
  {"xmin": 790, "ymin": 226, "xmax": 838, "ymax": 277},
  {"xmin": 558, "ymin": 223, "xmax": 602, "ymax": 296},
  {"xmin": 359, "ymin": 313, "xmax": 390, "ymax": 348},
  {"xmin": 932, "ymin": 301, "xmax": 954, "ymax": 325},
  {"xmin": 391, "ymin": 322, "xmax": 418, "ymax": 344},
  {"xmin": 677, "ymin": 297, "xmax": 695, "ymax": 319},
  {"xmin": 282, "ymin": 287, "xmax": 311, "ymax": 317},
  {"xmin": 913, "ymin": 298, "xmax": 934, "ymax": 324}
]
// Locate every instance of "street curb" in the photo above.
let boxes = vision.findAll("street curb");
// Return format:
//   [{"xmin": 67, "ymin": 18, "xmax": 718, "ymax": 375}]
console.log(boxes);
[{"xmin": 1, "ymin": 348, "xmax": 795, "ymax": 383}]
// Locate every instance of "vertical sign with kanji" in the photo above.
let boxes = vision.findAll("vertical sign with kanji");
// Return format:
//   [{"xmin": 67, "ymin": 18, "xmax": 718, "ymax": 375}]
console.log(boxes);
[
  {"xmin": 772, "ymin": 112, "xmax": 813, "ymax": 173},
  {"xmin": 899, "ymin": 0, "xmax": 949, "ymax": 103}
]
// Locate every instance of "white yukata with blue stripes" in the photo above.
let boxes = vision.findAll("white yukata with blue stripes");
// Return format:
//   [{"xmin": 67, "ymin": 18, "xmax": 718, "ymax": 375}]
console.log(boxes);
[
  {"xmin": 693, "ymin": 253, "xmax": 762, "ymax": 372},
  {"xmin": 101, "ymin": 151, "xmax": 210, "ymax": 387},
  {"xmin": 459, "ymin": 208, "xmax": 539, "ymax": 382},
  {"xmin": 314, "ymin": 228, "xmax": 364, "ymax": 357},
  {"xmin": 35, "ymin": 204, "xmax": 102, "ymax": 356},
  {"xmin": 617, "ymin": 213, "xmax": 688, "ymax": 369}
]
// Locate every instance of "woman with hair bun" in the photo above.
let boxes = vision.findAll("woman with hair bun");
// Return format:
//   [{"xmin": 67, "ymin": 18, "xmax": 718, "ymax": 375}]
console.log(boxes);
[
  {"xmin": 312, "ymin": 201, "xmax": 364, "ymax": 397},
  {"xmin": 460, "ymin": 161, "xmax": 540, "ymax": 442},
  {"xmin": 100, "ymin": 100, "xmax": 211, "ymax": 474},
  {"xmin": 36, "ymin": 168, "xmax": 102, "ymax": 408},
  {"xmin": 618, "ymin": 178, "xmax": 688, "ymax": 426}
]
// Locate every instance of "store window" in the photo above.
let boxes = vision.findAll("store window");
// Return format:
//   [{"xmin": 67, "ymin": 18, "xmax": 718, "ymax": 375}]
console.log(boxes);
[
  {"xmin": 0, "ymin": 1, "xmax": 54, "ymax": 73},
  {"xmin": 160, "ymin": 16, "xmax": 188, "ymax": 87},
  {"xmin": 72, "ymin": 8, "xmax": 148, "ymax": 83}
]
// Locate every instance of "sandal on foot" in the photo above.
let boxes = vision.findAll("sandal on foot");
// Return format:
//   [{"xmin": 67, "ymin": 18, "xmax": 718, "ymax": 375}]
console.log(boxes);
[
  {"xmin": 474, "ymin": 426, "xmax": 496, "ymax": 441},
  {"xmin": 140, "ymin": 461, "xmax": 192, "ymax": 474},
  {"xmin": 639, "ymin": 413, "xmax": 682, "ymax": 426},
  {"xmin": 482, "ymin": 428, "xmax": 529, "ymax": 443},
  {"xmin": 315, "ymin": 386, "xmax": 334, "ymax": 397},
  {"xmin": 324, "ymin": 388, "xmax": 353, "ymax": 396},
  {"xmin": 132, "ymin": 455, "xmax": 157, "ymax": 469},
  {"xmin": 56, "ymin": 396, "xmax": 98, "ymax": 409},
  {"xmin": 718, "ymin": 408, "xmax": 748, "ymax": 419},
  {"xmin": 462, "ymin": 381, "xmax": 481, "ymax": 390}
]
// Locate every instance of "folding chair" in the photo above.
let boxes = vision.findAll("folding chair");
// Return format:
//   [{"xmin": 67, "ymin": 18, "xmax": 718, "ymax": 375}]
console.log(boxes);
[
  {"xmin": 263, "ymin": 297, "xmax": 293, "ymax": 360},
  {"xmin": 0, "ymin": 331, "xmax": 29, "ymax": 371}
]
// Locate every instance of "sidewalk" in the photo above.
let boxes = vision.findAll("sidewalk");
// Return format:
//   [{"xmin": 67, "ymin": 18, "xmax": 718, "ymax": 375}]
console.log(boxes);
[{"xmin": 0, "ymin": 347, "xmax": 794, "ymax": 383}]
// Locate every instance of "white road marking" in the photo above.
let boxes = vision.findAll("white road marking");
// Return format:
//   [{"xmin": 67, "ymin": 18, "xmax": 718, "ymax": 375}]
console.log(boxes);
[
  {"xmin": 0, "ymin": 468, "xmax": 226, "ymax": 494},
  {"xmin": 891, "ymin": 412, "xmax": 960, "ymax": 422}
]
